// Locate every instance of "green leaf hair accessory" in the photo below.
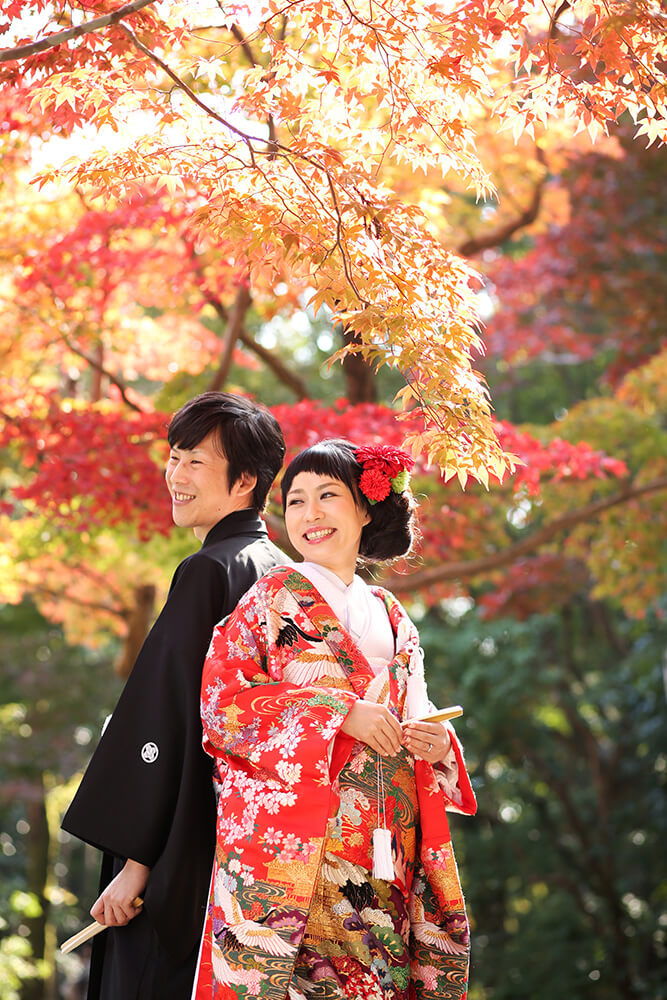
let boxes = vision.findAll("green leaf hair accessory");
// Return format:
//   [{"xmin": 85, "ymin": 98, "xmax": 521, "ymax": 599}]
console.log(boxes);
[{"xmin": 390, "ymin": 469, "xmax": 411, "ymax": 493}]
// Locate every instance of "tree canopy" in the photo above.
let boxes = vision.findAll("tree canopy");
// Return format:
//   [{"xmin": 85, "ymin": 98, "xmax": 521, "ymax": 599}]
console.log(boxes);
[{"xmin": 1, "ymin": 0, "xmax": 665, "ymax": 652}]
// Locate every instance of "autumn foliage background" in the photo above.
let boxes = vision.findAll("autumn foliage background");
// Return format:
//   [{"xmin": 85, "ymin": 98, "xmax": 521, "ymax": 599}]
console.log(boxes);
[{"xmin": 0, "ymin": 2, "xmax": 665, "ymax": 999}]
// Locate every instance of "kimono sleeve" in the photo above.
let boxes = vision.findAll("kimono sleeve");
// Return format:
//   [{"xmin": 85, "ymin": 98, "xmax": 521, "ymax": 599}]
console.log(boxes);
[
  {"xmin": 407, "ymin": 644, "xmax": 477, "ymax": 817},
  {"xmin": 432, "ymin": 725, "xmax": 477, "ymax": 815},
  {"xmin": 62, "ymin": 552, "xmax": 226, "ymax": 867},
  {"xmin": 201, "ymin": 581, "xmax": 359, "ymax": 783}
]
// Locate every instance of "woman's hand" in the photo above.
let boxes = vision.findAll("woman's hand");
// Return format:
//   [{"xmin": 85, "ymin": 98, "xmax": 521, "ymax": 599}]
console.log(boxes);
[
  {"xmin": 90, "ymin": 859, "xmax": 149, "ymax": 926},
  {"xmin": 402, "ymin": 720, "xmax": 452, "ymax": 764},
  {"xmin": 341, "ymin": 700, "xmax": 403, "ymax": 756}
]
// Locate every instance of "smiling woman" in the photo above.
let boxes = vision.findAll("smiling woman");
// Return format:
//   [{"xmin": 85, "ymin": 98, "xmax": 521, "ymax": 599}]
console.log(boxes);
[
  {"xmin": 193, "ymin": 439, "xmax": 477, "ymax": 1000},
  {"xmin": 283, "ymin": 472, "xmax": 370, "ymax": 583},
  {"xmin": 281, "ymin": 439, "xmax": 416, "ymax": 568}
]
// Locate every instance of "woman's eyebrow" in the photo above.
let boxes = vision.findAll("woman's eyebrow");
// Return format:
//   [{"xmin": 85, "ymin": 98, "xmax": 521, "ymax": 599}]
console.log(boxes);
[{"xmin": 287, "ymin": 480, "xmax": 340, "ymax": 496}]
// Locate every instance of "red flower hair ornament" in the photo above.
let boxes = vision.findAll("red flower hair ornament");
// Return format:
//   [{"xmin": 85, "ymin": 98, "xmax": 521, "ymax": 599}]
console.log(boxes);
[{"xmin": 355, "ymin": 444, "xmax": 415, "ymax": 505}]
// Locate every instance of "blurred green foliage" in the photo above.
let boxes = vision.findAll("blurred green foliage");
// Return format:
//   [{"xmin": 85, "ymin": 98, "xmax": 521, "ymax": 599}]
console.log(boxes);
[
  {"xmin": 421, "ymin": 598, "xmax": 667, "ymax": 1000},
  {"xmin": 0, "ymin": 602, "xmax": 120, "ymax": 999}
]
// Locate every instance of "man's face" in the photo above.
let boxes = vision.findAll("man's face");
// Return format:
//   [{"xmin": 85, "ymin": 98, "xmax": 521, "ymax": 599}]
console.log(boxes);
[{"xmin": 165, "ymin": 432, "xmax": 254, "ymax": 541}]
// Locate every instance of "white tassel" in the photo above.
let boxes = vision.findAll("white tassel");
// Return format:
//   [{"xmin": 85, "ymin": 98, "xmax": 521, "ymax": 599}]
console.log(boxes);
[
  {"xmin": 373, "ymin": 754, "xmax": 395, "ymax": 880},
  {"xmin": 372, "ymin": 827, "xmax": 395, "ymax": 881}
]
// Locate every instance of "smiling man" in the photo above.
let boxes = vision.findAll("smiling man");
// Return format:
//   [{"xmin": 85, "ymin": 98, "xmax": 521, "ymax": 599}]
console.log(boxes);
[{"xmin": 62, "ymin": 392, "xmax": 286, "ymax": 1000}]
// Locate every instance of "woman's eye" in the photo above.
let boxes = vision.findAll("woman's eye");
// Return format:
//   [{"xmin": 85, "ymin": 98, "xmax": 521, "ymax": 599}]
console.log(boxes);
[{"xmin": 287, "ymin": 498, "xmax": 302, "ymax": 507}]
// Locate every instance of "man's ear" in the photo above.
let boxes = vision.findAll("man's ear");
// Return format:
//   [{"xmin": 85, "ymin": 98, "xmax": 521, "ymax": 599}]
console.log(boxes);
[{"xmin": 233, "ymin": 470, "xmax": 257, "ymax": 500}]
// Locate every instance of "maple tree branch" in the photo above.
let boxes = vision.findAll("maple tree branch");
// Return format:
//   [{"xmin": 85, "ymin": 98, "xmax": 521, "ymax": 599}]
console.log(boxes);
[
  {"xmin": 203, "ymin": 291, "xmax": 310, "ymax": 398},
  {"xmin": 119, "ymin": 24, "xmax": 260, "ymax": 166},
  {"xmin": 57, "ymin": 329, "xmax": 146, "ymax": 414},
  {"xmin": 597, "ymin": 0, "xmax": 662, "ymax": 89},
  {"xmin": 127, "ymin": 19, "xmax": 374, "ymax": 289},
  {"xmin": 29, "ymin": 585, "xmax": 127, "ymax": 621},
  {"xmin": 229, "ymin": 23, "xmax": 259, "ymax": 66},
  {"xmin": 120, "ymin": 27, "xmax": 364, "ymax": 299},
  {"xmin": 384, "ymin": 475, "xmax": 667, "ymax": 592},
  {"xmin": 0, "ymin": 0, "xmax": 157, "ymax": 63},
  {"xmin": 70, "ymin": 561, "xmax": 129, "ymax": 604},
  {"xmin": 267, "ymin": 114, "xmax": 278, "ymax": 159},
  {"xmin": 207, "ymin": 283, "xmax": 252, "ymax": 392},
  {"xmin": 182, "ymin": 240, "xmax": 310, "ymax": 398},
  {"xmin": 239, "ymin": 327, "xmax": 310, "ymax": 399},
  {"xmin": 226, "ymin": 23, "xmax": 279, "ymax": 158},
  {"xmin": 549, "ymin": 1, "xmax": 571, "ymax": 40},
  {"xmin": 458, "ymin": 167, "xmax": 545, "ymax": 257}
]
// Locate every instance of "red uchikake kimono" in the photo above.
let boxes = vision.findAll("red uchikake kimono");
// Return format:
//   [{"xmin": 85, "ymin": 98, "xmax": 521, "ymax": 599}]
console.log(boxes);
[{"xmin": 193, "ymin": 567, "xmax": 476, "ymax": 1000}]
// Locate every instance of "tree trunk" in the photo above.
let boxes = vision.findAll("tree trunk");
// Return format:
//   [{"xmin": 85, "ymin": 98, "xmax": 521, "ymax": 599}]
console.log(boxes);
[
  {"xmin": 90, "ymin": 342, "xmax": 104, "ymax": 402},
  {"xmin": 21, "ymin": 775, "xmax": 50, "ymax": 1000},
  {"xmin": 208, "ymin": 284, "xmax": 252, "ymax": 392},
  {"xmin": 116, "ymin": 583, "xmax": 156, "ymax": 679},
  {"xmin": 339, "ymin": 325, "xmax": 377, "ymax": 403}
]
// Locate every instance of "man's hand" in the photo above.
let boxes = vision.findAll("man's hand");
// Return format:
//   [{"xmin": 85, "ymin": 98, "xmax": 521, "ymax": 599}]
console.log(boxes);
[
  {"xmin": 340, "ymin": 701, "xmax": 403, "ymax": 756},
  {"xmin": 90, "ymin": 859, "xmax": 150, "ymax": 927}
]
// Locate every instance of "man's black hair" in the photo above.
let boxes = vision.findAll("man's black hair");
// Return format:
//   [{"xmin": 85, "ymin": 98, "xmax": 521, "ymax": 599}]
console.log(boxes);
[{"xmin": 167, "ymin": 392, "xmax": 285, "ymax": 510}]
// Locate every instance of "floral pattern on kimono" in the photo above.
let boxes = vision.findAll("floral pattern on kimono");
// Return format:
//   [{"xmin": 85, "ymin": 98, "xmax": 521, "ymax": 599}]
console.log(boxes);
[{"xmin": 193, "ymin": 567, "xmax": 476, "ymax": 1000}]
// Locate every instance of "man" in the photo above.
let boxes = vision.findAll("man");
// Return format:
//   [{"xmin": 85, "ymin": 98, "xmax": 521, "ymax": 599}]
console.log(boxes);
[{"xmin": 62, "ymin": 392, "xmax": 286, "ymax": 999}]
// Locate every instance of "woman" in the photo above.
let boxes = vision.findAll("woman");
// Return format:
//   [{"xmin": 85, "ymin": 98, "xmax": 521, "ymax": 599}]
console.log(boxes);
[{"xmin": 193, "ymin": 440, "xmax": 476, "ymax": 1000}]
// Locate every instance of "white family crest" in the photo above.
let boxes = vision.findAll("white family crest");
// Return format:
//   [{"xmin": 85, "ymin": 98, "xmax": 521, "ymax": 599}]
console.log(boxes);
[{"xmin": 141, "ymin": 741, "xmax": 159, "ymax": 763}]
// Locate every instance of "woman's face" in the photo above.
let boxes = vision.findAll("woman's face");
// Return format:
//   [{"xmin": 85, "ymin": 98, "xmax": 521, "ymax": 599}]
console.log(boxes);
[{"xmin": 284, "ymin": 471, "xmax": 370, "ymax": 583}]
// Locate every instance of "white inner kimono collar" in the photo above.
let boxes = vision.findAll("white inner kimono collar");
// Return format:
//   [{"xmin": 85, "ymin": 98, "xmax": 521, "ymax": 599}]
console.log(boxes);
[{"xmin": 295, "ymin": 562, "xmax": 395, "ymax": 670}]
